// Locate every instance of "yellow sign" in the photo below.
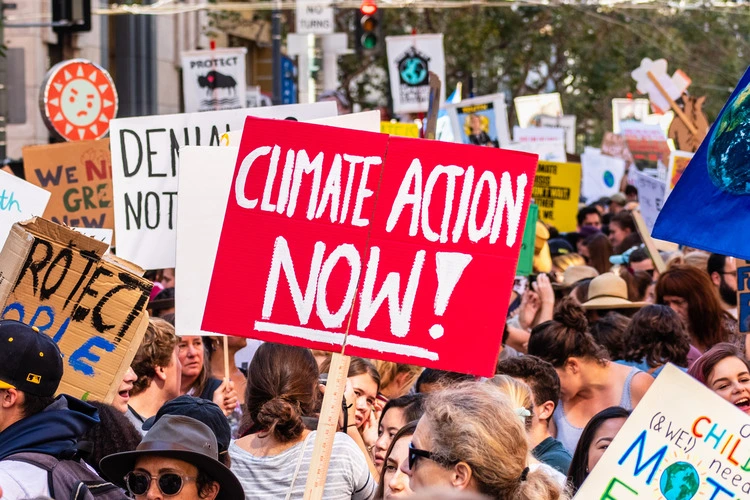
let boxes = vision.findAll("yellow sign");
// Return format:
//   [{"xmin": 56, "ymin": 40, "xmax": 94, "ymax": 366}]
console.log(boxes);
[
  {"xmin": 381, "ymin": 121, "xmax": 420, "ymax": 138},
  {"xmin": 532, "ymin": 161, "xmax": 581, "ymax": 233}
]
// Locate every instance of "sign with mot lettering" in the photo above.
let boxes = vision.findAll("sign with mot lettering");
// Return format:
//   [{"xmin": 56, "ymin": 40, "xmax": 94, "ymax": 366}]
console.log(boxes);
[
  {"xmin": 202, "ymin": 117, "xmax": 538, "ymax": 376},
  {"xmin": 296, "ymin": 0, "xmax": 334, "ymax": 34},
  {"xmin": 109, "ymin": 102, "xmax": 337, "ymax": 270}
]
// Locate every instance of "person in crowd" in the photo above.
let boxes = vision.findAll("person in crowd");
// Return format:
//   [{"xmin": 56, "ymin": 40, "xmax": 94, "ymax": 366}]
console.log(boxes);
[
  {"xmin": 619, "ymin": 305, "xmax": 692, "ymax": 375},
  {"xmin": 208, "ymin": 336, "xmax": 248, "ymax": 405},
  {"xmin": 371, "ymin": 361, "xmax": 423, "ymax": 399},
  {"xmin": 142, "ymin": 396, "xmax": 232, "ymax": 467},
  {"xmin": 569, "ymin": 277, "xmax": 594, "ymax": 305},
  {"xmin": 688, "ymin": 343, "xmax": 750, "ymax": 414},
  {"xmin": 588, "ymin": 312, "xmax": 630, "ymax": 361},
  {"xmin": 80, "ymin": 402, "xmax": 142, "ymax": 478},
  {"xmin": 0, "ymin": 320, "xmax": 109, "ymax": 499},
  {"xmin": 149, "ymin": 287, "xmax": 175, "ymax": 318},
  {"xmin": 551, "ymin": 253, "xmax": 586, "ymax": 277},
  {"xmin": 177, "ymin": 334, "xmax": 238, "ymax": 416},
  {"xmin": 401, "ymin": 382, "xmax": 567, "ymax": 499},
  {"xmin": 372, "ymin": 394, "xmax": 425, "ymax": 472},
  {"xmin": 619, "ymin": 267, "xmax": 653, "ymax": 303},
  {"xmin": 376, "ymin": 422, "xmax": 418, "ymax": 499},
  {"xmin": 231, "ymin": 343, "xmax": 376, "ymax": 499},
  {"xmin": 656, "ymin": 265, "xmax": 744, "ymax": 356},
  {"xmin": 100, "ymin": 414, "xmax": 243, "ymax": 500},
  {"xmin": 112, "ymin": 367, "xmax": 137, "ymax": 414},
  {"xmin": 579, "ymin": 233, "xmax": 612, "ymax": 275},
  {"xmin": 624, "ymin": 185, "xmax": 638, "ymax": 203},
  {"xmin": 628, "ymin": 247, "xmax": 658, "ymax": 279},
  {"xmin": 581, "ymin": 272, "xmax": 645, "ymax": 321},
  {"xmin": 495, "ymin": 356, "xmax": 571, "ymax": 475},
  {"xmin": 527, "ymin": 298, "xmax": 653, "ymax": 454},
  {"xmin": 552, "ymin": 266, "xmax": 598, "ymax": 301},
  {"xmin": 707, "ymin": 253, "xmax": 739, "ymax": 317},
  {"xmin": 608, "ymin": 210, "xmax": 641, "ymax": 254},
  {"xmin": 567, "ymin": 407, "xmax": 630, "ymax": 494},
  {"xmin": 487, "ymin": 376, "xmax": 566, "ymax": 486},
  {"xmin": 608, "ymin": 192, "xmax": 628, "ymax": 217},
  {"xmin": 127, "ymin": 317, "xmax": 182, "ymax": 433},
  {"xmin": 415, "ymin": 369, "xmax": 475, "ymax": 394},
  {"xmin": 159, "ymin": 267, "xmax": 175, "ymax": 289},
  {"xmin": 576, "ymin": 206, "xmax": 602, "ymax": 231}
]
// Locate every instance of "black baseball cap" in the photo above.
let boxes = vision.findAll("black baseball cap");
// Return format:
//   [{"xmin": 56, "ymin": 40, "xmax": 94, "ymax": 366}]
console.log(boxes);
[
  {"xmin": 142, "ymin": 395, "xmax": 231, "ymax": 456},
  {"xmin": 0, "ymin": 320, "xmax": 63, "ymax": 397}
]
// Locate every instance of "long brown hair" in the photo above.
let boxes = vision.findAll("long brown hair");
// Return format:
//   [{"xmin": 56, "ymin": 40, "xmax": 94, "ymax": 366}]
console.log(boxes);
[
  {"xmin": 242, "ymin": 343, "xmax": 319, "ymax": 442},
  {"xmin": 528, "ymin": 298, "xmax": 609, "ymax": 368},
  {"xmin": 375, "ymin": 421, "xmax": 418, "ymax": 499},
  {"xmin": 656, "ymin": 265, "xmax": 732, "ymax": 350},
  {"xmin": 582, "ymin": 233, "xmax": 612, "ymax": 275}
]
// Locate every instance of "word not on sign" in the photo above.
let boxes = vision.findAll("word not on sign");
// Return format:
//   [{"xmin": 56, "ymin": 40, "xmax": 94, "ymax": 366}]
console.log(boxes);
[
  {"xmin": 202, "ymin": 117, "xmax": 538, "ymax": 376},
  {"xmin": 0, "ymin": 218, "xmax": 152, "ymax": 403}
]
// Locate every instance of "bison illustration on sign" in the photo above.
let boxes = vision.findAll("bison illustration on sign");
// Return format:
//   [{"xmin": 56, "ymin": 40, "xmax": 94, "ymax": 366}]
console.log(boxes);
[{"xmin": 198, "ymin": 70, "xmax": 238, "ymax": 95}]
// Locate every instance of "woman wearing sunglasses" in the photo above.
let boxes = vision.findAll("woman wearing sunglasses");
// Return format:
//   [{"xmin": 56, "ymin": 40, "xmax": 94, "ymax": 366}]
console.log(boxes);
[
  {"xmin": 100, "ymin": 414, "xmax": 243, "ymax": 500},
  {"xmin": 400, "ymin": 382, "xmax": 568, "ymax": 499}
]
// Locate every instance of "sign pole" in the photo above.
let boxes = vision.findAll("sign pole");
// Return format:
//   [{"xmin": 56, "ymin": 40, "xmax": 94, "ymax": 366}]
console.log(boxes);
[{"xmin": 632, "ymin": 208, "xmax": 667, "ymax": 274}]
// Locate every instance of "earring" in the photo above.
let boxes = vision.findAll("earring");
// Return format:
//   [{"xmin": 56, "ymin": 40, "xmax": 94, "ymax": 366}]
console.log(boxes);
[{"xmin": 585, "ymin": 467, "xmax": 589, "ymax": 473}]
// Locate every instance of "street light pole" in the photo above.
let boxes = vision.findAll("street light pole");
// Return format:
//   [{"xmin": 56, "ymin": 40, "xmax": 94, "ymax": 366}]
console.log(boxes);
[{"xmin": 272, "ymin": 0, "xmax": 282, "ymax": 104}]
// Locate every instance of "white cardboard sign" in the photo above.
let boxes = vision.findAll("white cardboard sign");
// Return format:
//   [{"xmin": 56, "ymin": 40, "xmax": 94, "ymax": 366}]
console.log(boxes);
[
  {"xmin": 507, "ymin": 140, "xmax": 567, "ymax": 163},
  {"xmin": 631, "ymin": 170, "xmax": 666, "ymax": 233},
  {"xmin": 581, "ymin": 148, "xmax": 626, "ymax": 202},
  {"xmin": 0, "ymin": 169, "xmax": 51, "ymax": 247},
  {"xmin": 109, "ymin": 102, "xmax": 337, "ymax": 270},
  {"xmin": 539, "ymin": 115, "xmax": 577, "ymax": 154},
  {"xmin": 181, "ymin": 48, "xmax": 248, "ymax": 113},
  {"xmin": 385, "ymin": 34, "xmax": 446, "ymax": 114},
  {"xmin": 513, "ymin": 93, "xmax": 563, "ymax": 129},
  {"xmin": 175, "ymin": 113, "xmax": 381, "ymax": 336},
  {"xmin": 575, "ymin": 364, "xmax": 750, "ymax": 499}
]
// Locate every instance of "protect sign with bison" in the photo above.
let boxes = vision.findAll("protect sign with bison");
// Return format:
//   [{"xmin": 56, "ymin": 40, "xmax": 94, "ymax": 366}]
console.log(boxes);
[{"xmin": 181, "ymin": 48, "xmax": 248, "ymax": 113}]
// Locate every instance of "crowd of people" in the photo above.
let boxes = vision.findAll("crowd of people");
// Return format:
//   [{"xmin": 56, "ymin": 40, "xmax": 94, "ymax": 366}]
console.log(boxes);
[{"xmin": 0, "ymin": 189, "xmax": 747, "ymax": 500}]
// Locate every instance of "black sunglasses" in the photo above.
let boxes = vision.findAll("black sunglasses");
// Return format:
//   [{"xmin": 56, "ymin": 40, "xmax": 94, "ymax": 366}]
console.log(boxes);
[
  {"xmin": 408, "ymin": 442, "xmax": 442, "ymax": 470},
  {"xmin": 125, "ymin": 471, "xmax": 197, "ymax": 496}
]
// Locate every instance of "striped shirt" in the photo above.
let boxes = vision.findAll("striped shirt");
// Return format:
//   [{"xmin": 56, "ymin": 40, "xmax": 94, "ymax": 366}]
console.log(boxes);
[{"xmin": 229, "ymin": 431, "xmax": 376, "ymax": 500}]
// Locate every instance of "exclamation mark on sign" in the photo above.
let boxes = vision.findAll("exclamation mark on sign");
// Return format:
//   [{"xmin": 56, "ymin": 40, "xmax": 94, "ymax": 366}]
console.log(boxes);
[{"xmin": 429, "ymin": 252, "xmax": 473, "ymax": 339}]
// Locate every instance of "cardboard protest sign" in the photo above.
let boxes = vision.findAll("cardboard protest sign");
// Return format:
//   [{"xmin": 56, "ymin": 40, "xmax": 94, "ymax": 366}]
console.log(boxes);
[
  {"xmin": 381, "ymin": 122, "xmax": 420, "ymax": 138},
  {"xmin": 539, "ymin": 115, "xmax": 576, "ymax": 154},
  {"xmin": 737, "ymin": 260, "xmax": 750, "ymax": 333},
  {"xmin": 0, "ymin": 169, "xmax": 51, "ymax": 247},
  {"xmin": 581, "ymin": 149, "xmax": 625, "ymax": 202},
  {"xmin": 516, "ymin": 204, "xmax": 537, "ymax": 276},
  {"xmin": 666, "ymin": 150, "xmax": 693, "ymax": 199},
  {"xmin": 574, "ymin": 364, "xmax": 750, "ymax": 499},
  {"xmin": 654, "ymin": 67, "xmax": 750, "ymax": 259},
  {"xmin": 386, "ymin": 34, "xmax": 446, "ymax": 114},
  {"xmin": 631, "ymin": 170, "xmax": 666, "ymax": 232},
  {"xmin": 176, "ymin": 114, "xmax": 382, "ymax": 337},
  {"xmin": 601, "ymin": 131, "xmax": 635, "ymax": 167},
  {"xmin": 22, "ymin": 139, "xmax": 113, "ymax": 230},
  {"xmin": 201, "ymin": 117, "xmax": 537, "ymax": 376},
  {"xmin": 445, "ymin": 94, "xmax": 511, "ymax": 148},
  {"xmin": 110, "ymin": 101, "xmax": 337, "ymax": 270},
  {"xmin": 0, "ymin": 218, "xmax": 151, "ymax": 403},
  {"xmin": 631, "ymin": 58, "xmax": 691, "ymax": 114},
  {"xmin": 612, "ymin": 98, "xmax": 651, "ymax": 133},
  {"xmin": 514, "ymin": 93, "xmax": 563, "ymax": 129},
  {"xmin": 532, "ymin": 161, "xmax": 582, "ymax": 233},
  {"xmin": 621, "ymin": 122, "xmax": 672, "ymax": 170},
  {"xmin": 513, "ymin": 126, "xmax": 565, "ymax": 149},
  {"xmin": 507, "ymin": 140, "xmax": 567, "ymax": 163},
  {"xmin": 72, "ymin": 227, "xmax": 113, "ymax": 248},
  {"xmin": 181, "ymin": 48, "xmax": 248, "ymax": 113}
]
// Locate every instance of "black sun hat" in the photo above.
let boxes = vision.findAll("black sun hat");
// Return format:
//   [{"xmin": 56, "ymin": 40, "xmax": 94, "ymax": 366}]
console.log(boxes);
[{"xmin": 99, "ymin": 414, "xmax": 244, "ymax": 500}]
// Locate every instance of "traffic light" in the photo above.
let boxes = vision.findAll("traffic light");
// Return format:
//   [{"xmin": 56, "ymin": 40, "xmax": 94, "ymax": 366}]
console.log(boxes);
[{"xmin": 356, "ymin": 1, "xmax": 381, "ymax": 54}]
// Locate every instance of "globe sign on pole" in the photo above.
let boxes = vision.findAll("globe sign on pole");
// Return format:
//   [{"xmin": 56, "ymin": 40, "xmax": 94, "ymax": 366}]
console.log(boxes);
[{"xmin": 39, "ymin": 59, "xmax": 118, "ymax": 142}]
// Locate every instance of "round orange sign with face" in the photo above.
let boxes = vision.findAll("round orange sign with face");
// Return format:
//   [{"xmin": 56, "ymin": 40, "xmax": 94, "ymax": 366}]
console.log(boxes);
[{"xmin": 39, "ymin": 59, "xmax": 118, "ymax": 142}]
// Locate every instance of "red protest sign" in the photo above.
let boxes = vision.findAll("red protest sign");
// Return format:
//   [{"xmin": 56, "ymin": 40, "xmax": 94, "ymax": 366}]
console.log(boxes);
[{"xmin": 201, "ymin": 117, "xmax": 537, "ymax": 376}]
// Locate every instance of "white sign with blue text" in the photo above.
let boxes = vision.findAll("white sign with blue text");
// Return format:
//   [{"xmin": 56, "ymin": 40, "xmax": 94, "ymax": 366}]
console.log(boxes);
[{"xmin": 0, "ymin": 169, "xmax": 51, "ymax": 249}]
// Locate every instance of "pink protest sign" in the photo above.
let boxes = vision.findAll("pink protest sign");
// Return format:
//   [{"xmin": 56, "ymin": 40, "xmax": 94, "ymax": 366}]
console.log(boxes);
[{"xmin": 201, "ymin": 116, "xmax": 537, "ymax": 376}]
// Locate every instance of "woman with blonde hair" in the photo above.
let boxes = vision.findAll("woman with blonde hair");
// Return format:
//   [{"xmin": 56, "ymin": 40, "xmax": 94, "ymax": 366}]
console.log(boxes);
[
  {"xmin": 401, "ymin": 382, "xmax": 568, "ymax": 499},
  {"xmin": 371, "ymin": 361, "xmax": 423, "ymax": 399}
]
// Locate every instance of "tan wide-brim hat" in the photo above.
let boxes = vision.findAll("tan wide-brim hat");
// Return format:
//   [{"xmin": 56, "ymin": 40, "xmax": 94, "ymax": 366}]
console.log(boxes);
[
  {"xmin": 555, "ymin": 265, "xmax": 599, "ymax": 288},
  {"xmin": 582, "ymin": 272, "xmax": 647, "ymax": 310}
]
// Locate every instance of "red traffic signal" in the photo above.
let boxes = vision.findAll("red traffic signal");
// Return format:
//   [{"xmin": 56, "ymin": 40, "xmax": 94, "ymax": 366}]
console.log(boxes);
[{"xmin": 360, "ymin": 0, "xmax": 377, "ymax": 16}]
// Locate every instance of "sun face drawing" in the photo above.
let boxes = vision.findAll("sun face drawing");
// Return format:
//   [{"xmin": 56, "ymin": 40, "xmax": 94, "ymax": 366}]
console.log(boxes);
[{"xmin": 40, "ymin": 59, "xmax": 118, "ymax": 142}]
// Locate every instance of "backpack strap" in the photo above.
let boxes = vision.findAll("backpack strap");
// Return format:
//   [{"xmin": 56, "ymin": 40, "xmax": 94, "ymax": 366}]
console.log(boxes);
[{"xmin": 5, "ymin": 452, "xmax": 59, "ymax": 497}]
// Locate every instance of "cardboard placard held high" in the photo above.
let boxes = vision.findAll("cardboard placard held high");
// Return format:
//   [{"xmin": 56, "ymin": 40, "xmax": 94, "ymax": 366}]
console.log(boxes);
[{"xmin": 0, "ymin": 218, "xmax": 152, "ymax": 403}]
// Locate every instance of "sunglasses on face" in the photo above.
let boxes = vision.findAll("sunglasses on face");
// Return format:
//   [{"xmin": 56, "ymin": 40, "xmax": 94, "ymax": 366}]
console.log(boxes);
[
  {"xmin": 125, "ymin": 471, "xmax": 197, "ymax": 497},
  {"xmin": 408, "ymin": 442, "xmax": 442, "ymax": 470}
]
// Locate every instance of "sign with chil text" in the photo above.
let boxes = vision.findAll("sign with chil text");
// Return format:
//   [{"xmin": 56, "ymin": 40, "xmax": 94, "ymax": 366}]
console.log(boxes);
[
  {"xmin": 181, "ymin": 48, "xmax": 248, "ymax": 113},
  {"xmin": 201, "ymin": 117, "xmax": 538, "ymax": 376},
  {"xmin": 39, "ymin": 59, "xmax": 118, "ymax": 142},
  {"xmin": 296, "ymin": 0, "xmax": 334, "ymax": 34},
  {"xmin": 386, "ymin": 34, "xmax": 446, "ymax": 114}
]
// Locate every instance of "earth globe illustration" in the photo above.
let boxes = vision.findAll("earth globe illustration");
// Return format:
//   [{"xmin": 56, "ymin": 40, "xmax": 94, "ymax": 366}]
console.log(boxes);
[
  {"xmin": 707, "ymin": 80, "xmax": 750, "ymax": 195},
  {"xmin": 659, "ymin": 461, "xmax": 700, "ymax": 500}
]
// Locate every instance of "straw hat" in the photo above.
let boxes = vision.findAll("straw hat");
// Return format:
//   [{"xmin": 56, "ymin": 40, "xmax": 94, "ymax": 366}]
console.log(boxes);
[
  {"xmin": 560, "ymin": 265, "xmax": 599, "ymax": 287},
  {"xmin": 581, "ymin": 272, "xmax": 647, "ymax": 310}
]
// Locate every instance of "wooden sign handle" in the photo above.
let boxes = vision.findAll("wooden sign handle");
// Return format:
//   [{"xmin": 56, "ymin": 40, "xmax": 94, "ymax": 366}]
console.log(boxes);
[
  {"xmin": 303, "ymin": 352, "xmax": 351, "ymax": 500},
  {"xmin": 646, "ymin": 71, "xmax": 698, "ymax": 136},
  {"xmin": 632, "ymin": 209, "xmax": 667, "ymax": 274}
]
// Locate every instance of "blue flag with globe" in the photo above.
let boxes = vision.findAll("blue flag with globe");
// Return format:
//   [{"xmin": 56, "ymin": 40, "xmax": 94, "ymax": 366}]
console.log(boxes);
[{"xmin": 653, "ymin": 66, "xmax": 750, "ymax": 259}]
